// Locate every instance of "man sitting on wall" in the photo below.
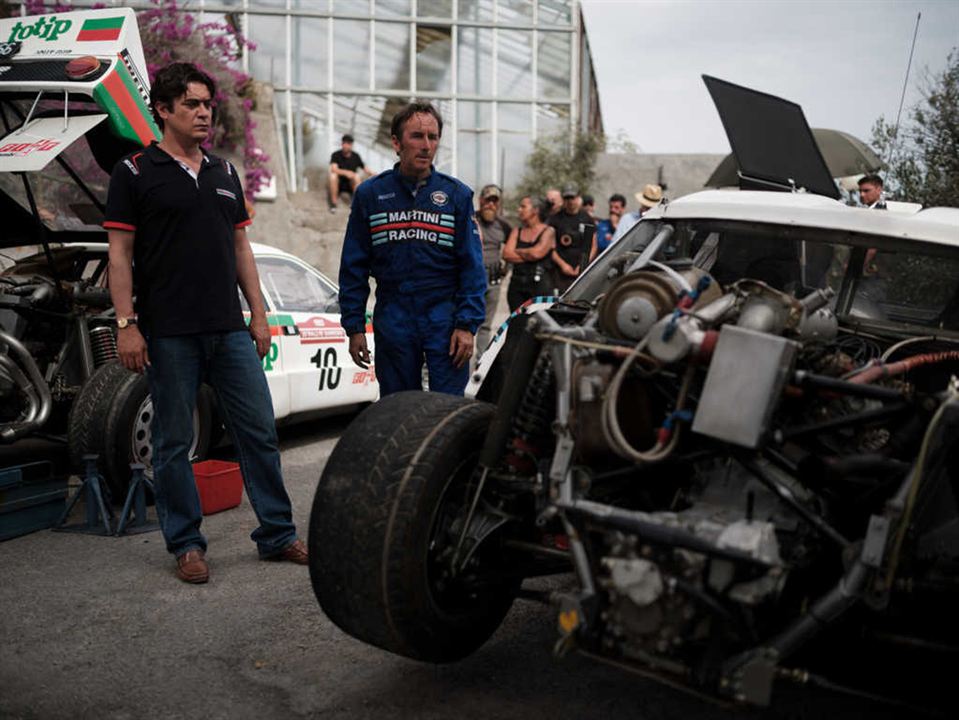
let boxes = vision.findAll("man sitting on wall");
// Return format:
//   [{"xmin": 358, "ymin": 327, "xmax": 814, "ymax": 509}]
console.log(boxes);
[{"xmin": 329, "ymin": 133, "xmax": 371, "ymax": 213}]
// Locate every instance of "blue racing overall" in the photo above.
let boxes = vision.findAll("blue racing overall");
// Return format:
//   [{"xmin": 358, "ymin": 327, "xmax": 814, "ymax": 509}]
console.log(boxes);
[{"xmin": 338, "ymin": 165, "xmax": 486, "ymax": 396}]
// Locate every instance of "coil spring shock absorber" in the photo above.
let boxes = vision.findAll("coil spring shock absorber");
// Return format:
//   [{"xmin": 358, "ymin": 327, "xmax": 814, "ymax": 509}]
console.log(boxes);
[
  {"xmin": 89, "ymin": 325, "xmax": 118, "ymax": 368},
  {"xmin": 505, "ymin": 350, "xmax": 555, "ymax": 473}
]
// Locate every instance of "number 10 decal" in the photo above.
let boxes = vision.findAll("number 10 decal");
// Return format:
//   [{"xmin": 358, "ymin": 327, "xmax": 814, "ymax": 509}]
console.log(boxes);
[{"xmin": 310, "ymin": 347, "xmax": 341, "ymax": 391}]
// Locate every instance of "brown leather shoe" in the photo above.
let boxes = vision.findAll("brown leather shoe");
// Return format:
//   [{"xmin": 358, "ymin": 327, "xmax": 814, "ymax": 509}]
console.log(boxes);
[
  {"xmin": 176, "ymin": 549, "xmax": 209, "ymax": 584},
  {"xmin": 273, "ymin": 539, "xmax": 308, "ymax": 565}
]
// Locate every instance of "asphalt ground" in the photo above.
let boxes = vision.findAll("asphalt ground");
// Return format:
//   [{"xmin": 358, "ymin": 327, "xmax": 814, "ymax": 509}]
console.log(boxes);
[{"xmin": 0, "ymin": 413, "xmax": 938, "ymax": 720}]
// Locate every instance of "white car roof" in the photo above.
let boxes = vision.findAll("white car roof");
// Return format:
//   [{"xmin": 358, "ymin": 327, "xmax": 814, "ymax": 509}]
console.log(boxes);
[
  {"xmin": 643, "ymin": 190, "xmax": 959, "ymax": 249},
  {"xmin": 249, "ymin": 241, "xmax": 303, "ymax": 261}
]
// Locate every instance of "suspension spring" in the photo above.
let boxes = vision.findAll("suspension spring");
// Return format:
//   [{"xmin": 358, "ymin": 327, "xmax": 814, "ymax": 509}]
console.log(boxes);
[
  {"xmin": 511, "ymin": 350, "xmax": 555, "ymax": 443},
  {"xmin": 89, "ymin": 325, "xmax": 118, "ymax": 368}
]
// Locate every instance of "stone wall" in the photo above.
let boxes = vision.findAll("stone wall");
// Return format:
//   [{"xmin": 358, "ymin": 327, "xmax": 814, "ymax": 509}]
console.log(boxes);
[
  {"xmin": 245, "ymin": 83, "xmax": 348, "ymax": 281},
  {"xmin": 589, "ymin": 152, "xmax": 726, "ymax": 211}
]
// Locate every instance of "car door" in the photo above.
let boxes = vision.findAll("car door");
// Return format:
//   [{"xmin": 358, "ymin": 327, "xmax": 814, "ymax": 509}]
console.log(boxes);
[{"xmin": 254, "ymin": 253, "xmax": 377, "ymax": 414}]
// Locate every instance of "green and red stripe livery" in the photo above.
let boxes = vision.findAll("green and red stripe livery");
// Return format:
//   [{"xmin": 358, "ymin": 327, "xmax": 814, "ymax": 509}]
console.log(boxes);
[
  {"xmin": 77, "ymin": 16, "xmax": 124, "ymax": 42},
  {"xmin": 92, "ymin": 59, "xmax": 160, "ymax": 147}
]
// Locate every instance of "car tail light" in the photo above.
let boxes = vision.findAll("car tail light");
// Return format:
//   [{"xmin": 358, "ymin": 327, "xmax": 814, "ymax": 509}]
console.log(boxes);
[{"xmin": 65, "ymin": 56, "xmax": 101, "ymax": 80}]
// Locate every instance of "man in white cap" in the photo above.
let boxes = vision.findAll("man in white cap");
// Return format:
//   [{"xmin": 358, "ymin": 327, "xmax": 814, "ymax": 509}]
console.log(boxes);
[{"xmin": 610, "ymin": 183, "xmax": 663, "ymax": 244}]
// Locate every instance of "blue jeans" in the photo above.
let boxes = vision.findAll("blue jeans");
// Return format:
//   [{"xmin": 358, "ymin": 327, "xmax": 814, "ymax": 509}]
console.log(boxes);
[{"xmin": 146, "ymin": 331, "xmax": 297, "ymax": 558}]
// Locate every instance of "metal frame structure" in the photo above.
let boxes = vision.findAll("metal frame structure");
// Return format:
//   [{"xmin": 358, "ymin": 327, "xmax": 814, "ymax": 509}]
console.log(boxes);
[{"xmin": 28, "ymin": 1, "xmax": 601, "ymax": 193}]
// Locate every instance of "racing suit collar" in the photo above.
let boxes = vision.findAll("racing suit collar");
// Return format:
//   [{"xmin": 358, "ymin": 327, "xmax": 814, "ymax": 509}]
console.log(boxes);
[{"xmin": 394, "ymin": 162, "xmax": 434, "ymax": 197}]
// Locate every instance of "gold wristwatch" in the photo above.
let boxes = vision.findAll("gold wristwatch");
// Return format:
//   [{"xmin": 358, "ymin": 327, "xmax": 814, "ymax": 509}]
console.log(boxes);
[{"xmin": 116, "ymin": 316, "xmax": 138, "ymax": 329}]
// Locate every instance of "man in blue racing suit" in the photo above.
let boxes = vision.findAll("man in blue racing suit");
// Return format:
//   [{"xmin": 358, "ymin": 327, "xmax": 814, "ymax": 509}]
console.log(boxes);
[{"xmin": 338, "ymin": 102, "xmax": 486, "ymax": 396}]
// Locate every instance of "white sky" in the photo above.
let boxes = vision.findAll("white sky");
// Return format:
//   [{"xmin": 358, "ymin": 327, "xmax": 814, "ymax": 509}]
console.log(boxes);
[{"xmin": 581, "ymin": 0, "xmax": 959, "ymax": 153}]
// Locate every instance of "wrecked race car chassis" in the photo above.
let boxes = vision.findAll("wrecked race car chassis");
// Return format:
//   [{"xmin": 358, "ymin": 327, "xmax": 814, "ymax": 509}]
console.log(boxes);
[{"xmin": 309, "ymin": 189, "xmax": 959, "ymax": 710}]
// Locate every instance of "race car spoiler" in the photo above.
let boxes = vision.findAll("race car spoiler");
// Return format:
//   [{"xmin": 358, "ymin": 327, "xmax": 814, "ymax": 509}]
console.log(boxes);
[{"xmin": 0, "ymin": 8, "xmax": 159, "ymax": 172}]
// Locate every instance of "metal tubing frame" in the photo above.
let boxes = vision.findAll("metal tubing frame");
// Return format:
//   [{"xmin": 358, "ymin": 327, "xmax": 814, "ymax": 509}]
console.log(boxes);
[
  {"xmin": 0, "ymin": 328, "xmax": 52, "ymax": 441},
  {"xmin": 557, "ymin": 498, "xmax": 780, "ymax": 568}
]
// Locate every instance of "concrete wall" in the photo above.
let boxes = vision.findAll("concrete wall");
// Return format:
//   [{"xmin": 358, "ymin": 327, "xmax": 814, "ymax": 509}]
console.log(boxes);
[
  {"xmin": 245, "ymin": 83, "xmax": 348, "ymax": 281},
  {"xmin": 589, "ymin": 152, "xmax": 726, "ymax": 213}
]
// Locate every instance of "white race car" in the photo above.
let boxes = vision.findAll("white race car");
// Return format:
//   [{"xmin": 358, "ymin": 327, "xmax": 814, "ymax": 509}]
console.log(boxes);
[{"xmin": 244, "ymin": 241, "xmax": 378, "ymax": 420}]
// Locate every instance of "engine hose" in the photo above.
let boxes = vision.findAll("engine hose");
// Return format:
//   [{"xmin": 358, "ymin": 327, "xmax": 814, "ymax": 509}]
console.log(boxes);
[
  {"xmin": 880, "ymin": 334, "xmax": 959, "ymax": 362},
  {"xmin": 848, "ymin": 350, "xmax": 959, "ymax": 385},
  {"xmin": 601, "ymin": 338, "xmax": 693, "ymax": 464}
]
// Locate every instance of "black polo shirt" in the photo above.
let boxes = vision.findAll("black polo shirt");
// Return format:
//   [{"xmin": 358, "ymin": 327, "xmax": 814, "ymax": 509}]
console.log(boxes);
[{"xmin": 103, "ymin": 142, "xmax": 251, "ymax": 338}]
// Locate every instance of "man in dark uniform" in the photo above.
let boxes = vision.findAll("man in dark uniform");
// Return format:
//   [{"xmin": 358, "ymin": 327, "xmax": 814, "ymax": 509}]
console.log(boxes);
[
  {"xmin": 548, "ymin": 185, "xmax": 596, "ymax": 294},
  {"xmin": 338, "ymin": 102, "xmax": 486, "ymax": 396},
  {"xmin": 474, "ymin": 183, "xmax": 511, "ymax": 358},
  {"xmin": 104, "ymin": 63, "xmax": 307, "ymax": 584},
  {"xmin": 328, "ymin": 133, "xmax": 371, "ymax": 212}
]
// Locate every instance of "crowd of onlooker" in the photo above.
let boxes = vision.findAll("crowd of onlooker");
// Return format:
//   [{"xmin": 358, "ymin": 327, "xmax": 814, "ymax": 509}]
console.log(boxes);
[
  {"xmin": 472, "ymin": 182, "xmax": 666, "ymax": 339},
  {"xmin": 471, "ymin": 181, "xmax": 666, "ymax": 355}
]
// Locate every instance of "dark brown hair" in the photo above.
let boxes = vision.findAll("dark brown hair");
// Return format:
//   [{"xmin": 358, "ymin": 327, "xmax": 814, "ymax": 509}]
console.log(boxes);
[
  {"xmin": 150, "ymin": 62, "xmax": 216, "ymax": 130},
  {"xmin": 390, "ymin": 102, "xmax": 444, "ymax": 140}
]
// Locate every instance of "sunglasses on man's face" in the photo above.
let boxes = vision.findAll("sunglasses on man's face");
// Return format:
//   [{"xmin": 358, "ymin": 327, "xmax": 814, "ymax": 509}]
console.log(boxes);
[{"xmin": 482, "ymin": 196, "xmax": 500, "ymax": 203}]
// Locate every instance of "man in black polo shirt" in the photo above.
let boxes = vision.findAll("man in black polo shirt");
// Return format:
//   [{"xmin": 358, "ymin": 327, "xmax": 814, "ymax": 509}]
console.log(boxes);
[
  {"xmin": 328, "ymin": 133, "xmax": 370, "ymax": 212},
  {"xmin": 548, "ymin": 185, "xmax": 596, "ymax": 294},
  {"xmin": 104, "ymin": 63, "xmax": 306, "ymax": 584}
]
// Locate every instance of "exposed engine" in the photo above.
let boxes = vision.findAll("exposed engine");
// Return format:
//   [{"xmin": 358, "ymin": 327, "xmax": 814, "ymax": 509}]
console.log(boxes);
[
  {"xmin": 482, "ymin": 234, "xmax": 959, "ymax": 707},
  {"xmin": 0, "ymin": 255, "xmax": 116, "ymax": 442}
]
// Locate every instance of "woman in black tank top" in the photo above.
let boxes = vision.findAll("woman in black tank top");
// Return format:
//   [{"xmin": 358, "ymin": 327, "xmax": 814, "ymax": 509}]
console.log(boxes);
[{"xmin": 503, "ymin": 196, "xmax": 556, "ymax": 311}]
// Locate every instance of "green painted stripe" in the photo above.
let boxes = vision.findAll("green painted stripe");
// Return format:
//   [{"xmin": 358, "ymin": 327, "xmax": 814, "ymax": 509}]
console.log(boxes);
[
  {"xmin": 82, "ymin": 17, "xmax": 125, "ymax": 30},
  {"xmin": 115, "ymin": 61, "xmax": 160, "ymax": 139},
  {"xmin": 437, "ymin": 240, "xmax": 453, "ymax": 247},
  {"xmin": 267, "ymin": 314, "xmax": 295, "ymax": 326},
  {"xmin": 369, "ymin": 212, "xmax": 388, "ymax": 220},
  {"xmin": 93, "ymin": 65, "xmax": 159, "ymax": 145},
  {"xmin": 372, "ymin": 238, "xmax": 388, "ymax": 246}
]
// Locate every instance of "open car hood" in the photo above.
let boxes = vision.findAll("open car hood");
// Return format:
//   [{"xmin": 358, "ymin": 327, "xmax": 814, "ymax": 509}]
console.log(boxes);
[{"xmin": 703, "ymin": 75, "xmax": 840, "ymax": 199}]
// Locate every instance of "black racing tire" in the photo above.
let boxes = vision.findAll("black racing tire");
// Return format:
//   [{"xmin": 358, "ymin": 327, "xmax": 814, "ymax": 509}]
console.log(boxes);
[
  {"xmin": 68, "ymin": 362, "xmax": 213, "ymax": 500},
  {"xmin": 309, "ymin": 391, "xmax": 516, "ymax": 662},
  {"xmin": 68, "ymin": 362, "xmax": 131, "ymax": 500}
]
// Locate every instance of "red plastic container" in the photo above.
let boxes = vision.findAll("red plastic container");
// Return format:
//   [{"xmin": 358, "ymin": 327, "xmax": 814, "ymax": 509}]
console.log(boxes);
[{"xmin": 192, "ymin": 460, "xmax": 243, "ymax": 515}]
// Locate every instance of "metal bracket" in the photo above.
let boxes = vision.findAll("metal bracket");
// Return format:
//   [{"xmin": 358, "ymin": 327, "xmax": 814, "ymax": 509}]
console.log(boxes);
[
  {"xmin": 860, "ymin": 514, "xmax": 891, "ymax": 569},
  {"xmin": 16, "ymin": 90, "xmax": 43, "ymax": 134}
]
